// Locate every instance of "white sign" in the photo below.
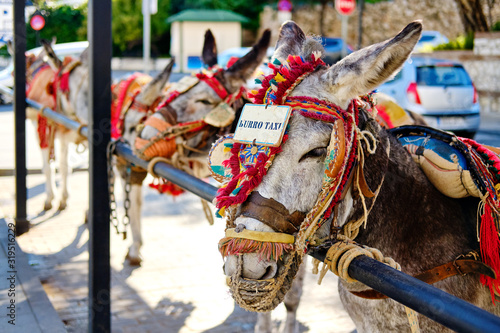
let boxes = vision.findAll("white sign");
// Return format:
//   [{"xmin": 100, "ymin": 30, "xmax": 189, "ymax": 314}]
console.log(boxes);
[{"xmin": 233, "ymin": 104, "xmax": 292, "ymax": 147}]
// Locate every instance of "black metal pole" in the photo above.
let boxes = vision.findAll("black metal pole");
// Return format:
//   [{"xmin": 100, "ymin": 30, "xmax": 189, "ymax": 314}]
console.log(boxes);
[
  {"xmin": 13, "ymin": 0, "xmax": 29, "ymax": 235},
  {"xmin": 88, "ymin": 0, "xmax": 112, "ymax": 332},
  {"xmin": 308, "ymin": 249, "xmax": 500, "ymax": 333},
  {"xmin": 113, "ymin": 142, "xmax": 218, "ymax": 202}
]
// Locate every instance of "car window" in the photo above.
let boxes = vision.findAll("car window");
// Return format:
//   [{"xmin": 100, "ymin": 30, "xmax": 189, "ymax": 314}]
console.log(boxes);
[
  {"xmin": 416, "ymin": 65, "xmax": 472, "ymax": 86},
  {"xmin": 418, "ymin": 35, "xmax": 435, "ymax": 42}
]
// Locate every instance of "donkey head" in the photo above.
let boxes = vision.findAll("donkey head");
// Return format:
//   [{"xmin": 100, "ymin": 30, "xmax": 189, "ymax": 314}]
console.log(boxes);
[
  {"xmin": 138, "ymin": 29, "xmax": 271, "ymax": 151},
  {"xmin": 121, "ymin": 59, "xmax": 175, "ymax": 144},
  {"xmin": 217, "ymin": 21, "xmax": 422, "ymax": 312}
]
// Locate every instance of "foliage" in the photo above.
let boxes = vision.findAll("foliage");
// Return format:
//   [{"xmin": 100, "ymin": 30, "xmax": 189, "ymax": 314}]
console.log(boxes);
[
  {"xmin": 111, "ymin": 0, "xmax": 171, "ymax": 56},
  {"xmin": 433, "ymin": 32, "xmax": 474, "ymax": 51},
  {"xmin": 26, "ymin": 4, "xmax": 87, "ymax": 50},
  {"xmin": 492, "ymin": 21, "xmax": 500, "ymax": 31}
]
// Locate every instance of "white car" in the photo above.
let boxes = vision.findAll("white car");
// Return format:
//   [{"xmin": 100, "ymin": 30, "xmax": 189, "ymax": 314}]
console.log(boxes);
[
  {"xmin": 0, "ymin": 41, "xmax": 89, "ymax": 103},
  {"xmin": 377, "ymin": 56, "xmax": 480, "ymax": 138},
  {"xmin": 414, "ymin": 31, "xmax": 449, "ymax": 53}
]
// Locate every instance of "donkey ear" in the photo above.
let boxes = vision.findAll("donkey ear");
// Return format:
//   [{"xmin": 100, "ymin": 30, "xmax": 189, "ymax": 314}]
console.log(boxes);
[
  {"xmin": 79, "ymin": 47, "xmax": 89, "ymax": 64},
  {"xmin": 138, "ymin": 58, "xmax": 175, "ymax": 103},
  {"xmin": 271, "ymin": 21, "xmax": 306, "ymax": 63},
  {"xmin": 202, "ymin": 30, "xmax": 218, "ymax": 68},
  {"xmin": 322, "ymin": 21, "xmax": 422, "ymax": 106},
  {"xmin": 41, "ymin": 39, "xmax": 63, "ymax": 70},
  {"xmin": 224, "ymin": 29, "xmax": 271, "ymax": 88}
]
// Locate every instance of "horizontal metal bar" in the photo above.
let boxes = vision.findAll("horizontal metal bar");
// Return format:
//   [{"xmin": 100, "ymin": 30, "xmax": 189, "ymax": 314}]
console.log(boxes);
[
  {"xmin": 0, "ymin": 84, "xmax": 216, "ymax": 202},
  {"xmin": 113, "ymin": 141, "xmax": 218, "ymax": 202},
  {"xmin": 308, "ymin": 248, "xmax": 500, "ymax": 333},
  {"xmin": 0, "ymin": 85, "xmax": 89, "ymax": 137}
]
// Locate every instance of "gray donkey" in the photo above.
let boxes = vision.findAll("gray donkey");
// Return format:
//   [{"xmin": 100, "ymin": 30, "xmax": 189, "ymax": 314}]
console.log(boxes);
[{"xmin": 218, "ymin": 21, "xmax": 500, "ymax": 332}]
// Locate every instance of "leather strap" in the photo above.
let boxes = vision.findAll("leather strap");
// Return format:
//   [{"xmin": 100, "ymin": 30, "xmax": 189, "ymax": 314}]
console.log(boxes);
[
  {"xmin": 156, "ymin": 105, "xmax": 178, "ymax": 125},
  {"xmin": 350, "ymin": 259, "xmax": 496, "ymax": 299},
  {"xmin": 237, "ymin": 191, "xmax": 306, "ymax": 234}
]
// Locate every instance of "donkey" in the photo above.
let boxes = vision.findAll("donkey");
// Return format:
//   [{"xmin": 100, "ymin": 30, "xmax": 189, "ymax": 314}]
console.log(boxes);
[
  {"xmin": 11, "ymin": 38, "xmax": 82, "ymax": 211},
  {"xmin": 40, "ymin": 40, "xmax": 173, "ymax": 252},
  {"xmin": 217, "ymin": 21, "xmax": 500, "ymax": 332},
  {"xmin": 127, "ymin": 29, "xmax": 272, "ymax": 267}
]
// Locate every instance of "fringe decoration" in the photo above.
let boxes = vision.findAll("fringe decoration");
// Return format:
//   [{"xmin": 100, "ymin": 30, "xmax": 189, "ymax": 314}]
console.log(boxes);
[
  {"xmin": 218, "ymin": 237, "xmax": 294, "ymax": 261},
  {"xmin": 480, "ymin": 203, "xmax": 500, "ymax": 303},
  {"xmin": 458, "ymin": 136, "xmax": 500, "ymax": 302},
  {"xmin": 148, "ymin": 178, "xmax": 184, "ymax": 196}
]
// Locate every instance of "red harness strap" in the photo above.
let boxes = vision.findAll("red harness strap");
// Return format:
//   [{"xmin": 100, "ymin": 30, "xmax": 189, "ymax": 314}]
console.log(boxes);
[{"xmin": 196, "ymin": 71, "xmax": 228, "ymax": 100}]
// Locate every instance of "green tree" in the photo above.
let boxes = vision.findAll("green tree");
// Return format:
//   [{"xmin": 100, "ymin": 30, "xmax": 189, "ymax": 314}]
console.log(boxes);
[
  {"xmin": 26, "ymin": 5, "xmax": 86, "ymax": 50},
  {"xmin": 111, "ymin": 0, "xmax": 171, "ymax": 56}
]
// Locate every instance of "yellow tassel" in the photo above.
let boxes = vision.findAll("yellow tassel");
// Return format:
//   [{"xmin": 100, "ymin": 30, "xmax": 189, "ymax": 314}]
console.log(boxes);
[
  {"xmin": 274, "ymin": 73, "xmax": 286, "ymax": 82},
  {"xmin": 223, "ymin": 147, "xmax": 231, "ymax": 154}
]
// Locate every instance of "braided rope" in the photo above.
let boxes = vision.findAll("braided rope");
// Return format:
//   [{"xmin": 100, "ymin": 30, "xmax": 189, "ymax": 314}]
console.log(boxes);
[
  {"xmin": 313, "ymin": 240, "xmax": 421, "ymax": 333},
  {"xmin": 315, "ymin": 240, "xmax": 400, "ymax": 284},
  {"xmin": 146, "ymin": 156, "xmax": 171, "ymax": 178}
]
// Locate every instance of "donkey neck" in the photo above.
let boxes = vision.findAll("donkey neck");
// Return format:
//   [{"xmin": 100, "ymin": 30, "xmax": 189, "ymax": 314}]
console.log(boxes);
[{"xmin": 353, "ymin": 131, "xmax": 479, "ymax": 275}]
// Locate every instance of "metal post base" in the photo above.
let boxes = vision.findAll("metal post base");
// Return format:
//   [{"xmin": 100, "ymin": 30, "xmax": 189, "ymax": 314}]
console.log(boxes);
[{"xmin": 15, "ymin": 218, "xmax": 30, "ymax": 235}]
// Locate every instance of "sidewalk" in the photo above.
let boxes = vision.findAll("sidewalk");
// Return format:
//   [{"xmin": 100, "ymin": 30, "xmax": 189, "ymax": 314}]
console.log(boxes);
[{"xmin": 0, "ymin": 217, "xmax": 66, "ymax": 333}]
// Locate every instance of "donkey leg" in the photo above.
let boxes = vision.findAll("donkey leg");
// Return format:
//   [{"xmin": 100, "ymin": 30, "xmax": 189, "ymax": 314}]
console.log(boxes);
[
  {"xmin": 125, "ymin": 183, "xmax": 143, "ymax": 266},
  {"xmin": 31, "ymin": 118, "xmax": 55, "ymax": 211},
  {"xmin": 281, "ymin": 260, "xmax": 306, "ymax": 333},
  {"xmin": 57, "ymin": 133, "xmax": 70, "ymax": 211},
  {"xmin": 255, "ymin": 312, "xmax": 273, "ymax": 333},
  {"xmin": 40, "ymin": 147, "xmax": 55, "ymax": 211}
]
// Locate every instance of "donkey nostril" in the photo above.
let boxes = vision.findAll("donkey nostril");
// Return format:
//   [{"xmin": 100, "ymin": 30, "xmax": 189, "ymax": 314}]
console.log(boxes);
[{"xmin": 259, "ymin": 262, "xmax": 278, "ymax": 280}]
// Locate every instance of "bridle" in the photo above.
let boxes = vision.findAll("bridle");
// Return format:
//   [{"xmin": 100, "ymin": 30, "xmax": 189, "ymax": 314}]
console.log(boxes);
[{"xmin": 211, "ymin": 53, "xmax": 389, "ymax": 312}]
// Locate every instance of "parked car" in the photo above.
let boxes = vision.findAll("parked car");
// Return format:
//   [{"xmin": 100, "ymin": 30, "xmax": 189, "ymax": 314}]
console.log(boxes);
[
  {"xmin": 414, "ymin": 31, "xmax": 449, "ymax": 53},
  {"xmin": 319, "ymin": 37, "xmax": 353, "ymax": 65},
  {"xmin": 377, "ymin": 56, "xmax": 480, "ymax": 137},
  {"xmin": 0, "ymin": 40, "xmax": 89, "ymax": 104}
]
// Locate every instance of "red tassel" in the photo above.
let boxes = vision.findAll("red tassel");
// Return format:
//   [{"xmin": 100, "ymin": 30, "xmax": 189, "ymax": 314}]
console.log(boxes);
[
  {"xmin": 59, "ymin": 72, "xmax": 71, "ymax": 93},
  {"xmin": 480, "ymin": 203, "xmax": 500, "ymax": 303},
  {"xmin": 149, "ymin": 179, "xmax": 184, "ymax": 196}
]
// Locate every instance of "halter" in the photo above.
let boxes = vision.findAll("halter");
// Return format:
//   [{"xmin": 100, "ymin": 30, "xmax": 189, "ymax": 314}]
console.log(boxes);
[{"xmin": 214, "ymin": 53, "xmax": 365, "ymax": 246}]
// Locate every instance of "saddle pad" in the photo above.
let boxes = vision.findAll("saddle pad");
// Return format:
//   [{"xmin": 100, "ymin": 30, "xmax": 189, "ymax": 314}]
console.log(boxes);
[{"xmin": 390, "ymin": 125, "xmax": 488, "ymax": 198}]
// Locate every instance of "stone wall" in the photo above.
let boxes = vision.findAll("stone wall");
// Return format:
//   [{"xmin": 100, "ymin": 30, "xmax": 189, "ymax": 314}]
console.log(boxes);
[
  {"xmin": 260, "ymin": 0, "xmax": 500, "ymax": 48},
  {"xmin": 259, "ymin": 1, "xmax": 500, "ymax": 114}
]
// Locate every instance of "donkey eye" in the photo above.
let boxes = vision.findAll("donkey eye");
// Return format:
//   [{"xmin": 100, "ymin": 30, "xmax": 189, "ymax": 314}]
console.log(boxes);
[
  {"xmin": 196, "ymin": 99, "xmax": 212, "ymax": 105},
  {"xmin": 299, "ymin": 147, "xmax": 327, "ymax": 162}
]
